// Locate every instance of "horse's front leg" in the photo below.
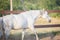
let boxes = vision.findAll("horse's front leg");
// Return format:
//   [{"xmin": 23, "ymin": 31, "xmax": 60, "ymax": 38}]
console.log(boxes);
[
  {"xmin": 22, "ymin": 28, "xmax": 26, "ymax": 40},
  {"xmin": 29, "ymin": 25, "xmax": 39, "ymax": 40},
  {"xmin": 27, "ymin": 17, "xmax": 39, "ymax": 40}
]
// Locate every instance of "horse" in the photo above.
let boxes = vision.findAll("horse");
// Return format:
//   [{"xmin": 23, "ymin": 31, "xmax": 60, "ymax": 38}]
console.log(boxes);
[
  {"xmin": 0, "ymin": 17, "xmax": 3, "ymax": 38},
  {"xmin": 2, "ymin": 9, "xmax": 51, "ymax": 40}
]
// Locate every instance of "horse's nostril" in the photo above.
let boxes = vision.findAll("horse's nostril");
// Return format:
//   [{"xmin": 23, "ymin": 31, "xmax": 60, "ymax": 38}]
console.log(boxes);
[{"xmin": 49, "ymin": 20, "xmax": 51, "ymax": 23}]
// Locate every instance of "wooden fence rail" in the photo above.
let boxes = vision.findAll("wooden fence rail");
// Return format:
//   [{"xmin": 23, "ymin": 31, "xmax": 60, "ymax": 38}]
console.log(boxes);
[
  {"xmin": 0, "ymin": 10, "xmax": 60, "ymax": 28},
  {"xmin": 0, "ymin": 10, "xmax": 60, "ymax": 14},
  {"xmin": 35, "ymin": 24, "xmax": 60, "ymax": 28}
]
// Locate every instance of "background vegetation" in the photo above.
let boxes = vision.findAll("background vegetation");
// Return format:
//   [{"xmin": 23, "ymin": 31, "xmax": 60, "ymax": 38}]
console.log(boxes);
[
  {"xmin": 0, "ymin": 0, "xmax": 60, "ymax": 17},
  {"xmin": 0, "ymin": 0, "xmax": 60, "ymax": 10}
]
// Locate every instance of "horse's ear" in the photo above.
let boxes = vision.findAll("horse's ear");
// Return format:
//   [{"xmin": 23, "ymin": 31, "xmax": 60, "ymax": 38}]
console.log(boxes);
[
  {"xmin": 42, "ymin": 8, "xmax": 48, "ymax": 14},
  {"xmin": 42, "ymin": 8, "xmax": 45, "ymax": 14},
  {"xmin": 42, "ymin": 8, "xmax": 45, "ymax": 11}
]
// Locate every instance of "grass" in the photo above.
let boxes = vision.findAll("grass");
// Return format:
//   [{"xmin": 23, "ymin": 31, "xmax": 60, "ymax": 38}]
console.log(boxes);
[
  {"xmin": 9, "ymin": 30, "xmax": 60, "ymax": 40},
  {"xmin": 51, "ymin": 31, "xmax": 60, "ymax": 35},
  {"xmin": 49, "ymin": 13, "xmax": 60, "ymax": 18}
]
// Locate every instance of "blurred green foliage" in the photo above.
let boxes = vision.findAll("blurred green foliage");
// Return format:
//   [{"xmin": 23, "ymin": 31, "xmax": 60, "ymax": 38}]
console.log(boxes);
[
  {"xmin": 0, "ymin": 0, "xmax": 60, "ymax": 10},
  {"xmin": 49, "ymin": 13, "xmax": 60, "ymax": 18},
  {"xmin": 0, "ymin": 0, "xmax": 10, "ymax": 10},
  {"xmin": 0, "ymin": 0, "xmax": 60, "ymax": 17}
]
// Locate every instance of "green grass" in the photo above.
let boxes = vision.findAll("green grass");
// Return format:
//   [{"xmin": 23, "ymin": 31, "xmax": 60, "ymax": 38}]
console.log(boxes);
[
  {"xmin": 49, "ymin": 13, "xmax": 60, "ymax": 18},
  {"xmin": 30, "ymin": 31, "xmax": 60, "ymax": 38},
  {"xmin": 51, "ymin": 31, "xmax": 60, "ymax": 35}
]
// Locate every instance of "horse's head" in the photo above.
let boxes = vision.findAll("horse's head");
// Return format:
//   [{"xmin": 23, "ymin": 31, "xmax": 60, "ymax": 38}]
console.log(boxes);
[{"xmin": 40, "ymin": 9, "xmax": 51, "ymax": 23}]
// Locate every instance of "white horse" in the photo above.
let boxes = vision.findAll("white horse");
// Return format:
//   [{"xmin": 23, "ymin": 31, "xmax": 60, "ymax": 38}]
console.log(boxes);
[{"xmin": 2, "ymin": 10, "xmax": 51, "ymax": 40}]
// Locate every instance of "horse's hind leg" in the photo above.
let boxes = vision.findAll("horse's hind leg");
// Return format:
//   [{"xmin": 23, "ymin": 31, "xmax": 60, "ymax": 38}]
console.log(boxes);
[{"xmin": 5, "ymin": 29, "xmax": 11, "ymax": 40}]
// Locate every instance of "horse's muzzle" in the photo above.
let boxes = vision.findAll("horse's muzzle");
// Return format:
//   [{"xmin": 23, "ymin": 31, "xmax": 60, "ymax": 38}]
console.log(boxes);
[{"xmin": 49, "ymin": 20, "xmax": 51, "ymax": 23}]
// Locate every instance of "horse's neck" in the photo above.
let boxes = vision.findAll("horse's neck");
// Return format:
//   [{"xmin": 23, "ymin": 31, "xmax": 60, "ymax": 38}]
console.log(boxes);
[{"xmin": 29, "ymin": 10, "xmax": 40, "ymax": 20}]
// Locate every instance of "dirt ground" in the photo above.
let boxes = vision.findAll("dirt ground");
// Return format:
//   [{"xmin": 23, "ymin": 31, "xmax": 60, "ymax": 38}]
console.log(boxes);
[{"xmin": 1, "ymin": 17, "xmax": 60, "ymax": 40}]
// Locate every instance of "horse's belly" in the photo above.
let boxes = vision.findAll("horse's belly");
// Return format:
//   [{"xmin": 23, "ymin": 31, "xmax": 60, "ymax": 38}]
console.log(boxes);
[
  {"xmin": 13, "ymin": 16, "xmax": 28, "ymax": 29},
  {"xmin": 13, "ymin": 22, "xmax": 28, "ymax": 29}
]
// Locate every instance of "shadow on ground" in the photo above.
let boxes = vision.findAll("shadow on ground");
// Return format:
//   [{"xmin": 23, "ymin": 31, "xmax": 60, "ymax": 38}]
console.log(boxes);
[{"xmin": 0, "ymin": 31, "xmax": 60, "ymax": 40}]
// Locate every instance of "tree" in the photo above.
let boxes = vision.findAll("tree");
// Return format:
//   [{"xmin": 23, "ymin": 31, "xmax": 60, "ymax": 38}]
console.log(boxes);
[
  {"xmin": 0, "ymin": 0, "xmax": 10, "ymax": 10},
  {"xmin": 0, "ymin": 0, "xmax": 60, "ymax": 10}
]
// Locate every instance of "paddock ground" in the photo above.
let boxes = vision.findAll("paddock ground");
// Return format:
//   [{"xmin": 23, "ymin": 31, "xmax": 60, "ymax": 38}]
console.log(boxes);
[{"xmin": 1, "ymin": 17, "xmax": 60, "ymax": 40}]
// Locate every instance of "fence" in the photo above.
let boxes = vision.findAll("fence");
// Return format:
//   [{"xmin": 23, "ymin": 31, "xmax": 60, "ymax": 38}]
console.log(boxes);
[
  {"xmin": 0, "ymin": 10, "xmax": 60, "ymax": 28},
  {"xmin": 0, "ymin": 10, "xmax": 60, "ymax": 14}
]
